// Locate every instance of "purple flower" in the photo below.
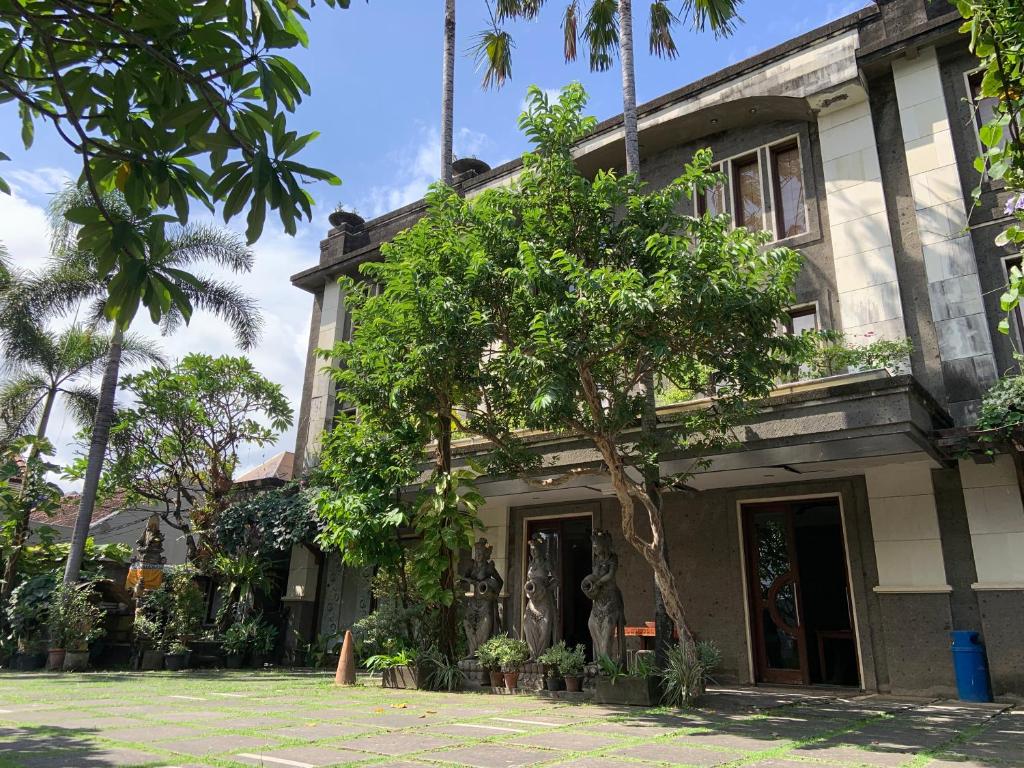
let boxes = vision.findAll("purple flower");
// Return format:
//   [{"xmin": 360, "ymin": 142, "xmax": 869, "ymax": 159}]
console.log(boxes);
[{"xmin": 1005, "ymin": 194, "xmax": 1024, "ymax": 216}]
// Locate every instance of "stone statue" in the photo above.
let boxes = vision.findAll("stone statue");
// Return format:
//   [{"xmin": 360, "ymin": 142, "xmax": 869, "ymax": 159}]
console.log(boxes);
[
  {"xmin": 582, "ymin": 529, "xmax": 625, "ymax": 666},
  {"xmin": 127, "ymin": 513, "xmax": 166, "ymax": 597},
  {"xmin": 459, "ymin": 537, "xmax": 504, "ymax": 657},
  {"xmin": 523, "ymin": 532, "xmax": 559, "ymax": 659}
]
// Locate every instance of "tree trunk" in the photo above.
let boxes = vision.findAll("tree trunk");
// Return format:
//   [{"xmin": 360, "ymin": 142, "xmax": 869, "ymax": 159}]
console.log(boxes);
[
  {"xmin": 618, "ymin": 0, "xmax": 641, "ymax": 176},
  {"xmin": 436, "ymin": 405, "xmax": 459, "ymax": 660},
  {"xmin": 0, "ymin": 388, "xmax": 59, "ymax": 615},
  {"xmin": 63, "ymin": 325, "xmax": 123, "ymax": 586},
  {"xmin": 440, "ymin": 0, "xmax": 456, "ymax": 185}
]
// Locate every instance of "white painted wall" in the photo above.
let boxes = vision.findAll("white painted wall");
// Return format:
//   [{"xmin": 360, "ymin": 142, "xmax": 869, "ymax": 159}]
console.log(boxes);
[
  {"xmin": 304, "ymin": 280, "xmax": 347, "ymax": 461},
  {"xmin": 892, "ymin": 48, "xmax": 997, "ymax": 422},
  {"xmin": 959, "ymin": 456, "xmax": 1024, "ymax": 589},
  {"xmin": 477, "ymin": 503, "xmax": 510, "ymax": 593},
  {"xmin": 818, "ymin": 94, "xmax": 908, "ymax": 345},
  {"xmin": 865, "ymin": 461, "xmax": 950, "ymax": 592}
]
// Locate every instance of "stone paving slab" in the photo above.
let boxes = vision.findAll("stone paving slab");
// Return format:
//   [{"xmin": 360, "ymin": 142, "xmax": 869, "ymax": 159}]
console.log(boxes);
[
  {"xmin": 610, "ymin": 742, "xmax": 748, "ymax": 765},
  {"xmin": 338, "ymin": 732, "xmax": 457, "ymax": 755},
  {"xmin": 790, "ymin": 744, "xmax": 917, "ymax": 766},
  {"xmin": 18, "ymin": 746, "xmax": 168, "ymax": 767},
  {"xmin": 166, "ymin": 733, "xmax": 281, "ymax": 756},
  {"xmin": 510, "ymin": 729, "xmax": 623, "ymax": 751},
  {"xmin": 234, "ymin": 745, "xmax": 373, "ymax": 767},
  {"xmin": 97, "ymin": 724, "xmax": 208, "ymax": 743},
  {"xmin": 420, "ymin": 743, "xmax": 553, "ymax": 767},
  {"xmin": 272, "ymin": 721, "xmax": 378, "ymax": 741}
]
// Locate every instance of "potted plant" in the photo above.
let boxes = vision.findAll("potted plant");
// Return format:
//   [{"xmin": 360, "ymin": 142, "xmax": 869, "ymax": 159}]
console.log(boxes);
[
  {"xmin": 250, "ymin": 617, "xmax": 278, "ymax": 668},
  {"xmin": 477, "ymin": 637, "xmax": 505, "ymax": 688},
  {"xmin": 164, "ymin": 640, "xmax": 189, "ymax": 671},
  {"xmin": 222, "ymin": 620, "xmax": 252, "ymax": 668},
  {"xmin": 8, "ymin": 574, "xmax": 57, "ymax": 671},
  {"xmin": 495, "ymin": 636, "xmax": 530, "ymax": 691},
  {"xmin": 51, "ymin": 583, "xmax": 104, "ymax": 672},
  {"xmin": 659, "ymin": 641, "xmax": 721, "ymax": 707},
  {"xmin": 559, "ymin": 643, "xmax": 587, "ymax": 692},
  {"xmin": 594, "ymin": 652, "xmax": 661, "ymax": 706},
  {"xmin": 537, "ymin": 642, "xmax": 567, "ymax": 691},
  {"xmin": 366, "ymin": 648, "xmax": 420, "ymax": 689}
]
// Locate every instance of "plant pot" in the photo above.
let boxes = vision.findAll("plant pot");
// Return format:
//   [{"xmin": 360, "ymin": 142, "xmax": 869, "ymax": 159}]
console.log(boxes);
[
  {"xmin": 12, "ymin": 652, "xmax": 46, "ymax": 671},
  {"xmin": 503, "ymin": 671, "xmax": 520, "ymax": 691},
  {"xmin": 381, "ymin": 665, "xmax": 420, "ymax": 689},
  {"xmin": 225, "ymin": 653, "xmax": 245, "ymax": 669},
  {"xmin": 545, "ymin": 675, "xmax": 565, "ymax": 691},
  {"xmin": 46, "ymin": 649, "xmax": 66, "ymax": 671},
  {"xmin": 140, "ymin": 649, "xmax": 165, "ymax": 671},
  {"xmin": 488, "ymin": 669, "xmax": 504, "ymax": 688},
  {"xmin": 251, "ymin": 653, "xmax": 268, "ymax": 668},
  {"xmin": 594, "ymin": 675, "xmax": 662, "ymax": 706},
  {"xmin": 62, "ymin": 650, "xmax": 89, "ymax": 672},
  {"xmin": 564, "ymin": 675, "xmax": 582, "ymax": 693},
  {"xmin": 164, "ymin": 653, "xmax": 187, "ymax": 671}
]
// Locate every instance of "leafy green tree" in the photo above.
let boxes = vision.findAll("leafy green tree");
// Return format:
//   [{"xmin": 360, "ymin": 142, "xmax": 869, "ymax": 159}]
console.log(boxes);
[
  {"xmin": 0, "ymin": 0, "xmax": 345, "ymax": 324},
  {"xmin": 469, "ymin": 85, "xmax": 802, "ymax": 693},
  {"xmin": 90, "ymin": 354, "xmax": 293, "ymax": 562},
  {"xmin": 33, "ymin": 187, "xmax": 262, "ymax": 587},
  {"xmin": 214, "ymin": 483, "xmax": 319, "ymax": 560}
]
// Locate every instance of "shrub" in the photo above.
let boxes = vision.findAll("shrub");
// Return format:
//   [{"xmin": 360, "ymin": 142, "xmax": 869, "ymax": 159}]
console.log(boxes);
[
  {"xmin": 479, "ymin": 635, "xmax": 529, "ymax": 672},
  {"xmin": 50, "ymin": 584, "xmax": 105, "ymax": 652},
  {"xmin": 660, "ymin": 640, "xmax": 721, "ymax": 707}
]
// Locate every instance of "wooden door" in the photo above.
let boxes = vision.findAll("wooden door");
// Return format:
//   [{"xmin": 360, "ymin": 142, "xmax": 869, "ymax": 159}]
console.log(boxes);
[{"xmin": 743, "ymin": 503, "xmax": 810, "ymax": 685}]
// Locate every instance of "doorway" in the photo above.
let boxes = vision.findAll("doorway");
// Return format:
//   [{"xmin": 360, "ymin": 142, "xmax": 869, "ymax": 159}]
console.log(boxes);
[
  {"xmin": 742, "ymin": 497, "xmax": 859, "ymax": 687},
  {"xmin": 525, "ymin": 516, "xmax": 593, "ymax": 657}
]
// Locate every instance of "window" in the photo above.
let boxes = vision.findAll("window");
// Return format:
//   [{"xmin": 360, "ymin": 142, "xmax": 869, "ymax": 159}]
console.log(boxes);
[
  {"xmin": 968, "ymin": 70, "xmax": 1007, "ymax": 152},
  {"xmin": 696, "ymin": 164, "xmax": 726, "ymax": 217},
  {"xmin": 784, "ymin": 305, "xmax": 818, "ymax": 336},
  {"xmin": 1004, "ymin": 256, "xmax": 1024, "ymax": 343},
  {"xmin": 771, "ymin": 143, "xmax": 807, "ymax": 238},
  {"xmin": 732, "ymin": 154, "xmax": 764, "ymax": 231}
]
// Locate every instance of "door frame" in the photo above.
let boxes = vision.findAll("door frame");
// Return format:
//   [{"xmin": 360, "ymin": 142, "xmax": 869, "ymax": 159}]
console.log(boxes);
[{"xmin": 736, "ymin": 492, "xmax": 864, "ymax": 688}]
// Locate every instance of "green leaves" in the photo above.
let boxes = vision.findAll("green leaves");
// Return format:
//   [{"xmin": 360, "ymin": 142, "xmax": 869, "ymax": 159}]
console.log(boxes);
[{"xmin": 0, "ymin": 0, "xmax": 349, "ymax": 326}]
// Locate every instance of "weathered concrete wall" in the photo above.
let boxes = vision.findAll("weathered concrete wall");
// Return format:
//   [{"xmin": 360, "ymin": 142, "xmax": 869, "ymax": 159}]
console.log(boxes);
[
  {"xmin": 876, "ymin": 592, "xmax": 956, "ymax": 696},
  {"xmin": 976, "ymin": 590, "xmax": 1024, "ymax": 699}
]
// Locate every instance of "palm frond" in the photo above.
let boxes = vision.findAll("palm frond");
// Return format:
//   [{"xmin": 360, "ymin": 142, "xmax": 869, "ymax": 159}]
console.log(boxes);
[
  {"xmin": 585, "ymin": 0, "xmax": 619, "ymax": 72},
  {"xmin": 170, "ymin": 276, "xmax": 263, "ymax": 350},
  {"xmin": 472, "ymin": 28, "xmax": 516, "ymax": 90},
  {"xmin": 495, "ymin": 0, "xmax": 544, "ymax": 20},
  {"xmin": 0, "ymin": 374, "xmax": 47, "ymax": 442},
  {"xmin": 119, "ymin": 331, "xmax": 167, "ymax": 369},
  {"xmin": 59, "ymin": 382, "xmax": 102, "ymax": 433},
  {"xmin": 166, "ymin": 224, "xmax": 254, "ymax": 273},
  {"xmin": 682, "ymin": 0, "xmax": 742, "ymax": 36},
  {"xmin": 563, "ymin": 0, "xmax": 580, "ymax": 61},
  {"xmin": 649, "ymin": 1, "xmax": 679, "ymax": 58}
]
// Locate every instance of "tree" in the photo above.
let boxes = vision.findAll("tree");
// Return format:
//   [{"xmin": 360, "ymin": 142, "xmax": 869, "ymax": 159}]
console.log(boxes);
[
  {"xmin": 477, "ymin": 0, "xmax": 741, "ymax": 663},
  {"xmin": 468, "ymin": 86, "xmax": 802, "ymax": 695},
  {"xmin": 92, "ymin": 354, "xmax": 293, "ymax": 562},
  {"xmin": 34, "ymin": 186, "xmax": 263, "ymax": 586},
  {"xmin": 442, "ymin": 0, "xmax": 457, "ymax": 184},
  {"xmin": 0, "ymin": 0, "xmax": 345, "ymax": 325}
]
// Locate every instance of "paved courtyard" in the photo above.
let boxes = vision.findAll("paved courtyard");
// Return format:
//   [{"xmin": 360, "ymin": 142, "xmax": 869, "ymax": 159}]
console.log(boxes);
[{"xmin": 0, "ymin": 671, "xmax": 1019, "ymax": 768}]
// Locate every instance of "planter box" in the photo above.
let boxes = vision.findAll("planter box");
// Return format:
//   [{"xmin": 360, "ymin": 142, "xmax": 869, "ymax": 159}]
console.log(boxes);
[
  {"xmin": 140, "ymin": 649, "xmax": 164, "ymax": 671},
  {"xmin": 382, "ymin": 665, "xmax": 422, "ymax": 689},
  {"xmin": 12, "ymin": 652, "xmax": 46, "ymax": 671},
  {"xmin": 594, "ymin": 675, "xmax": 662, "ymax": 706},
  {"xmin": 164, "ymin": 653, "xmax": 187, "ymax": 671},
  {"xmin": 62, "ymin": 650, "xmax": 89, "ymax": 672}
]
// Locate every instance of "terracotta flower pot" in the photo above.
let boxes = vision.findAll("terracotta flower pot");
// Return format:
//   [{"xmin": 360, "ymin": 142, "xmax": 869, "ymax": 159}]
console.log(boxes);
[
  {"xmin": 46, "ymin": 649, "xmax": 66, "ymax": 671},
  {"xmin": 545, "ymin": 676, "xmax": 564, "ymax": 691},
  {"xmin": 564, "ymin": 675, "xmax": 582, "ymax": 692},
  {"xmin": 488, "ymin": 670, "xmax": 504, "ymax": 688},
  {"xmin": 503, "ymin": 671, "xmax": 520, "ymax": 691}
]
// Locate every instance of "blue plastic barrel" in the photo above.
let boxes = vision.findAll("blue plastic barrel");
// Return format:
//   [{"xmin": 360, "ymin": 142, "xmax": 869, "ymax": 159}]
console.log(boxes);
[{"xmin": 950, "ymin": 630, "xmax": 993, "ymax": 702}]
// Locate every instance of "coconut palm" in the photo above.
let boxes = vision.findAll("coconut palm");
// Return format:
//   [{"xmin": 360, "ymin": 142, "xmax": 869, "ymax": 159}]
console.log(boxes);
[
  {"xmin": 35, "ymin": 185, "xmax": 263, "ymax": 587},
  {"xmin": 476, "ymin": 0, "xmax": 741, "ymax": 665}
]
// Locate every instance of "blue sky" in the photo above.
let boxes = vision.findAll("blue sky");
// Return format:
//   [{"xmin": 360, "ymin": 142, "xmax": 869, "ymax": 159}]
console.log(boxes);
[{"xmin": 0, "ymin": 0, "xmax": 866, "ymax": 481}]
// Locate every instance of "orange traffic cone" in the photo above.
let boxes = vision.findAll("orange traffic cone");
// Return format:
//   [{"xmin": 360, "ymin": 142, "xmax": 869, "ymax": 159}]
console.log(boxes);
[{"xmin": 334, "ymin": 629, "xmax": 356, "ymax": 686}]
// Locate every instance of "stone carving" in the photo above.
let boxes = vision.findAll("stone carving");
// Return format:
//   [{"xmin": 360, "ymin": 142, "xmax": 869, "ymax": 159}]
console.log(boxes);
[
  {"xmin": 523, "ymin": 532, "xmax": 559, "ymax": 659},
  {"xmin": 582, "ymin": 529, "xmax": 625, "ymax": 666},
  {"xmin": 126, "ymin": 513, "xmax": 166, "ymax": 598},
  {"xmin": 459, "ymin": 537, "xmax": 504, "ymax": 657}
]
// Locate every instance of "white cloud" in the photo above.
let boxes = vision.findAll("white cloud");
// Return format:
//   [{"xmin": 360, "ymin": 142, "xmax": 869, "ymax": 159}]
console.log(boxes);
[
  {"xmin": 360, "ymin": 124, "xmax": 491, "ymax": 218},
  {"xmin": 0, "ymin": 185, "xmax": 54, "ymax": 273},
  {"xmin": 7, "ymin": 166, "xmax": 73, "ymax": 197}
]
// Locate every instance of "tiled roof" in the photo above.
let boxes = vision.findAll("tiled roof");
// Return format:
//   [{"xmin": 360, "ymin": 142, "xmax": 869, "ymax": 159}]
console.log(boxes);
[
  {"xmin": 235, "ymin": 451, "xmax": 294, "ymax": 484},
  {"xmin": 31, "ymin": 490, "xmax": 130, "ymax": 528}
]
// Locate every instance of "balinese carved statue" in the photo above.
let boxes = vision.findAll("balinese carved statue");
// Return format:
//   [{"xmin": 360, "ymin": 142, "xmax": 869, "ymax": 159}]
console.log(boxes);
[
  {"xmin": 135, "ymin": 513, "xmax": 167, "ymax": 565},
  {"xmin": 582, "ymin": 529, "xmax": 625, "ymax": 666},
  {"xmin": 523, "ymin": 532, "xmax": 559, "ymax": 659},
  {"xmin": 460, "ymin": 537, "xmax": 504, "ymax": 657}
]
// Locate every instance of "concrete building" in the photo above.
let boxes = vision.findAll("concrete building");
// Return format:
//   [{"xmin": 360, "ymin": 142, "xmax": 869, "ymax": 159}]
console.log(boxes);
[{"xmin": 284, "ymin": 0, "xmax": 1023, "ymax": 698}]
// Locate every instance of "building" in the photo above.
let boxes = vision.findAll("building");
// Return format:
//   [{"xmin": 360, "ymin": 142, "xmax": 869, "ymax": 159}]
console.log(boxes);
[{"xmin": 285, "ymin": 0, "xmax": 1023, "ymax": 698}]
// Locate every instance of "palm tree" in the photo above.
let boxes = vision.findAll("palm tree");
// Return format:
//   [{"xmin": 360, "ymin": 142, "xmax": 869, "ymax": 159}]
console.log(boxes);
[
  {"xmin": 0, "ymin": 320, "xmax": 164, "ymax": 605},
  {"xmin": 442, "ymin": 0, "xmax": 458, "ymax": 184},
  {"xmin": 36, "ymin": 185, "xmax": 263, "ymax": 587},
  {"xmin": 477, "ymin": 0, "xmax": 741, "ymax": 664}
]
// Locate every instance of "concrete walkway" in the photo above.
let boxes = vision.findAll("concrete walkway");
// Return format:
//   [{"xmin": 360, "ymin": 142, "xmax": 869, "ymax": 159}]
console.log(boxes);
[{"xmin": 0, "ymin": 672, "xmax": 1019, "ymax": 768}]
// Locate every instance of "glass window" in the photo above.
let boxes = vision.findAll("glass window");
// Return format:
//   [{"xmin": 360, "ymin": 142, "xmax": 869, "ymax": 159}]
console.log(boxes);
[
  {"xmin": 785, "ymin": 306, "xmax": 817, "ymax": 335},
  {"xmin": 696, "ymin": 164, "xmax": 726, "ymax": 217},
  {"xmin": 732, "ymin": 154, "xmax": 764, "ymax": 231},
  {"xmin": 969, "ymin": 71, "xmax": 1007, "ymax": 151},
  {"xmin": 771, "ymin": 143, "xmax": 807, "ymax": 238}
]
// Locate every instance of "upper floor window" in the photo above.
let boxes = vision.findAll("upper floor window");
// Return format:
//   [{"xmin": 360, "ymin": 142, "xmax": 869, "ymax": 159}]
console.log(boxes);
[
  {"xmin": 968, "ymin": 70, "xmax": 1007, "ymax": 152},
  {"xmin": 732, "ymin": 154, "xmax": 764, "ymax": 232},
  {"xmin": 771, "ymin": 143, "xmax": 807, "ymax": 238},
  {"xmin": 696, "ymin": 164, "xmax": 726, "ymax": 217},
  {"xmin": 784, "ymin": 305, "xmax": 818, "ymax": 335}
]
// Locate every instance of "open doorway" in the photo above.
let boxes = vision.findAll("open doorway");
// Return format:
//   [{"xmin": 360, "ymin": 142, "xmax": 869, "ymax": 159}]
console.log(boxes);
[
  {"xmin": 742, "ymin": 497, "xmax": 859, "ymax": 687},
  {"xmin": 526, "ymin": 516, "xmax": 593, "ymax": 657}
]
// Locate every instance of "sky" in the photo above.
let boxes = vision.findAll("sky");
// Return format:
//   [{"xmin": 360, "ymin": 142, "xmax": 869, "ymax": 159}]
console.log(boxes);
[{"xmin": 0, "ymin": 0, "xmax": 867, "ymax": 487}]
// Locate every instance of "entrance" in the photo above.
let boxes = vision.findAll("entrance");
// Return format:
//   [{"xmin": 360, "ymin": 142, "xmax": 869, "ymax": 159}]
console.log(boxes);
[
  {"xmin": 742, "ymin": 498, "xmax": 859, "ymax": 687},
  {"xmin": 525, "ymin": 516, "xmax": 593, "ymax": 656}
]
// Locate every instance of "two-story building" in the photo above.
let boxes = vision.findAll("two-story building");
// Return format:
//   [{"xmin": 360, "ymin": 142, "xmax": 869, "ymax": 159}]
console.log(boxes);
[{"xmin": 283, "ymin": 0, "xmax": 1023, "ymax": 699}]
